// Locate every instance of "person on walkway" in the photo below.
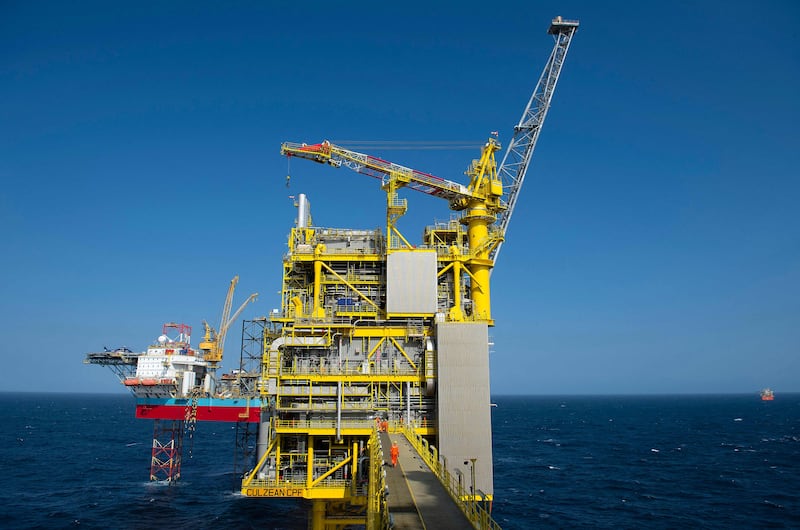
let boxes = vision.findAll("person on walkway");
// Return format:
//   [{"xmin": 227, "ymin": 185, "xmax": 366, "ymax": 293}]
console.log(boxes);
[{"xmin": 390, "ymin": 441, "xmax": 399, "ymax": 467}]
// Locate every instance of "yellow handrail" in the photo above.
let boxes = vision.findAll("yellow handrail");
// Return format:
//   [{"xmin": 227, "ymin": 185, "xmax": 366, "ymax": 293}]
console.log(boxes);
[{"xmin": 402, "ymin": 424, "xmax": 502, "ymax": 530}]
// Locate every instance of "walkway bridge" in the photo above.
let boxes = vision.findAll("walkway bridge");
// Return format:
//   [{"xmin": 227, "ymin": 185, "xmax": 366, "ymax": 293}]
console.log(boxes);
[{"xmin": 379, "ymin": 428, "xmax": 500, "ymax": 530}]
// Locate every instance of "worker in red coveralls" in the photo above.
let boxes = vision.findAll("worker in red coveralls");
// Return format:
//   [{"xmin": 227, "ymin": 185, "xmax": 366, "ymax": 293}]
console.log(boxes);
[{"xmin": 390, "ymin": 442, "xmax": 399, "ymax": 467}]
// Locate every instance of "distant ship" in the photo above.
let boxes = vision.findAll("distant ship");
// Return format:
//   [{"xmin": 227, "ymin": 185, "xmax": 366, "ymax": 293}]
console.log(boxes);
[
  {"xmin": 761, "ymin": 388, "xmax": 775, "ymax": 401},
  {"xmin": 86, "ymin": 322, "xmax": 261, "ymax": 422}
]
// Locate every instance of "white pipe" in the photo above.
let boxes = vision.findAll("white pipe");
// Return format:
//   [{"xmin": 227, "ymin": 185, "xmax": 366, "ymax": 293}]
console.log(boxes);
[
  {"xmin": 406, "ymin": 381, "xmax": 411, "ymax": 423},
  {"xmin": 336, "ymin": 380, "xmax": 342, "ymax": 442},
  {"xmin": 297, "ymin": 193, "xmax": 311, "ymax": 228}
]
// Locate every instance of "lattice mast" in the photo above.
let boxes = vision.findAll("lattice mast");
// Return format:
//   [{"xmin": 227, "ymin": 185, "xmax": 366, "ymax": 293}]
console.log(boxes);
[{"xmin": 492, "ymin": 16, "xmax": 579, "ymax": 263}]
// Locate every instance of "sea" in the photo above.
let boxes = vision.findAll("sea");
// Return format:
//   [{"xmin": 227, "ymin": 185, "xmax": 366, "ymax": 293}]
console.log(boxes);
[{"xmin": 1, "ymin": 393, "xmax": 798, "ymax": 529}]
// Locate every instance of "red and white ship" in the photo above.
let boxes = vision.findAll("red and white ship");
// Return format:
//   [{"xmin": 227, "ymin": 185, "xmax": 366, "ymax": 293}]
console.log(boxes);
[
  {"xmin": 120, "ymin": 322, "xmax": 261, "ymax": 422},
  {"xmin": 123, "ymin": 322, "xmax": 210, "ymax": 398}
]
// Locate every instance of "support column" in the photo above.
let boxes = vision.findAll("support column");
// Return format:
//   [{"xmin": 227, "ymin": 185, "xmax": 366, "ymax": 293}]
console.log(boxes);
[
  {"xmin": 234, "ymin": 420, "xmax": 257, "ymax": 490},
  {"xmin": 448, "ymin": 245, "xmax": 464, "ymax": 321},
  {"xmin": 311, "ymin": 500, "xmax": 326, "ymax": 530},
  {"xmin": 312, "ymin": 244, "xmax": 326, "ymax": 318},
  {"xmin": 256, "ymin": 409, "xmax": 270, "ymax": 461},
  {"xmin": 465, "ymin": 202, "xmax": 494, "ymax": 322},
  {"xmin": 150, "ymin": 419, "xmax": 183, "ymax": 483},
  {"xmin": 307, "ymin": 436, "xmax": 315, "ymax": 488}
]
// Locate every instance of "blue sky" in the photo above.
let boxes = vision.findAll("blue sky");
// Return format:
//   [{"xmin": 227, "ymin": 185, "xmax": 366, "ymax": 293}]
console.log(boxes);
[{"xmin": 1, "ymin": 1, "xmax": 797, "ymax": 395}]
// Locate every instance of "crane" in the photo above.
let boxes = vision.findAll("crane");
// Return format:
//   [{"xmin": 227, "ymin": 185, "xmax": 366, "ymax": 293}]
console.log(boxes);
[
  {"xmin": 493, "ymin": 15, "xmax": 579, "ymax": 263},
  {"xmin": 281, "ymin": 140, "xmax": 489, "ymax": 206},
  {"xmin": 199, "ymin": 275, "xmax": 258, "ymax": 367},
  {"xmin": 281, "ymin": 16, "xmax": 579, "ymax": 321},
  {"xmin": 282, "ymin": 138, "xmax": 504, "ymax": 320},
  {"xmin": 282, "ymin": 137, "xmax": 504, "ymax": 238}
]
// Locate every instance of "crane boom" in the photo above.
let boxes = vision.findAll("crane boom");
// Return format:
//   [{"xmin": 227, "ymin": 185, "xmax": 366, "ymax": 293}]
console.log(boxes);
[
  {"xmin": 281, "ymin": 141, "xmax": 474, "ymax": 203},
  {"xmin": 279, "ymin": 17, "xmax": 578, "ymax": 320},
  {"xmin": 219, "ymin": 276, "xmax": 238, "ymax": 338},
  {"xmin": 215, "ymin": 292, "xmax": 258, "ymax": 364},
  {"xmin": 492, "ymin": 16, "xmax": 579, "ymax": 262},
  {"xmin": 200, "ymin": 275, "xmax": 258, "ymax": 366},
  {"xmin": 283, "ymin": 17, "xmax": 578, "ymax": 266}
]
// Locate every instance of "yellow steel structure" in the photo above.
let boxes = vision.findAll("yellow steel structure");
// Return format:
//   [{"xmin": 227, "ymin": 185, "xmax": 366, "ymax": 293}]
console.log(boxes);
[
  {"xmin": 281, "ymin": 137, "xmax": 504, "ymax": 323},
  {"xmin": 199, "ymin": 275, "xmax": 258, "ymax": 366},
  {"xmin": 240, "ymin": 152, "xmax": 495, "ymax": 526},
  {"xmin": 241, "ymin": 207, "xmax": 440, "ymax": 527},
  {"xmin": 242, "ymin": 16, "xmax": 579, "ymax": 529}
]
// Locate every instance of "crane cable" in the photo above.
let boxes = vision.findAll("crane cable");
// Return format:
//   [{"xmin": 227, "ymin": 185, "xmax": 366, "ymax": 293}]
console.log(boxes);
[
  {"xmin": 282, "ymin": 139, "xmax": 492, "ymax": 189},
  {"xmin": 331, "ymin": 140, "xmax": 483, "ymax": 151}
]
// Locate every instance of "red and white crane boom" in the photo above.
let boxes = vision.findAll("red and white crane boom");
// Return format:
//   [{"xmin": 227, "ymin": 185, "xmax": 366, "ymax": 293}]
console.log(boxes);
[{"xmin": 280, "ymin": 141, "xmax": 475, "ymax": 205}]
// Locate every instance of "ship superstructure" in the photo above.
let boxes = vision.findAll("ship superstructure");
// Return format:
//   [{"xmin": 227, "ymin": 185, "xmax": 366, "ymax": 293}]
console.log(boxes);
[
  {"xmin": 124, "ymin": 322, "xmax": 209, "ymax": 399},
  {"xmin": 121, "ymin": 322, "xmax": 262, "ymax": 422}
]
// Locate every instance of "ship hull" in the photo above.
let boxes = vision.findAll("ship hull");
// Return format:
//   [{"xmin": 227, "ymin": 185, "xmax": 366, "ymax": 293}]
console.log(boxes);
[{"xmin": 135, "ymin": 397, "xmax": 262, "ymax": 422}]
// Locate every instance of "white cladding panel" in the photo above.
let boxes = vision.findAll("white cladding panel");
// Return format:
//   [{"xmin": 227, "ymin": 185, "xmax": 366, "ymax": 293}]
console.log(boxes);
[
  {"xmin": 436, "ymin": 322, "xmax": 494, "ymax": 495},
  {"xmin": 386, "ymin": 250, "xmax": 437, "ymax": 314}
]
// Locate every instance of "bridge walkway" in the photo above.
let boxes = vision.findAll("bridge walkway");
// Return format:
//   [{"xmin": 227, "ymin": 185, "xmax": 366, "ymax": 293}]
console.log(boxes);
[{"xmin": 379, "ymin": 431, "xmax": 473, "ymax": 529}]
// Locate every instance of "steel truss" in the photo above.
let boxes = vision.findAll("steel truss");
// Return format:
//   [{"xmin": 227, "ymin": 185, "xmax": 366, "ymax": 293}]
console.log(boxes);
[{"xmin": 150, "ymin": 419, "xmax": 183, "ymax": 482}]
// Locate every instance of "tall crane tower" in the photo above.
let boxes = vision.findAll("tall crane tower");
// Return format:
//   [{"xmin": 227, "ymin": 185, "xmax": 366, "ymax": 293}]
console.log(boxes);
[
  {"xmin": 241, "ymin": 16, "xmax": 579, "ymax": 529},
  {"xmin": 199, "ymin": 275, "xmax": 258, "ymax": 367},
  {"xmin": 494, "ymin": 15, "xmax": 579, "ymax": 263}
]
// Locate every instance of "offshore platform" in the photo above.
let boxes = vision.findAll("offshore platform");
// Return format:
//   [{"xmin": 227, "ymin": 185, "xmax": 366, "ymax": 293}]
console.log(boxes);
[{"xmin": 86, "ymin": 16, "xmax": 578, "ymax": 529}]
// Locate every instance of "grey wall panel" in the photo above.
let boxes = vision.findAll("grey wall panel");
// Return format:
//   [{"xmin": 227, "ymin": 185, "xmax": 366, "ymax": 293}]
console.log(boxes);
[
  {"xmin": 386, "ymin": 251, "xmax": 437, "ymax": 314},
  {"xmin": 436, "ymin": 322, "xmax": 494, "ymax": 496}
]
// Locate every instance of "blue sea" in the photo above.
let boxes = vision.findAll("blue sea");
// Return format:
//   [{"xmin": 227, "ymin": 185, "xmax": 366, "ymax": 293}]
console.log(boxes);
[{"xmin": 2, "ymin": 393, "xmax": 798, "ymax": 529}]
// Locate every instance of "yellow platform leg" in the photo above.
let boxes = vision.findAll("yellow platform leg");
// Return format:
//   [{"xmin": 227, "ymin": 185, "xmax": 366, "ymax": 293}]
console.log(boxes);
[
  {"xmin": 312, "ymin": 244, "xmax": 326, "ymax": 318},
  {"xmin": 466, "ymin": 201, "xmax": 493, "ymax": 322},
  {"xmin": 311, "ymin": 500, "xmax": 326, "ymax": 529}
]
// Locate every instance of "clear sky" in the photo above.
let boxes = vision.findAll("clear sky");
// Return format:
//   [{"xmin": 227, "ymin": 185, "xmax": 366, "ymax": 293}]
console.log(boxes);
[{"xmin": 1, "ymin": 1, "xmax": 797, "ymax": 395}]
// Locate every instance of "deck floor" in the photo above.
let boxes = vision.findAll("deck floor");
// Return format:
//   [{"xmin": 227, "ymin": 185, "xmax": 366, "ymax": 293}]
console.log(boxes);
[{"xmin": 380, "ymin": 432, "xmax": 473, "ymax": 529}]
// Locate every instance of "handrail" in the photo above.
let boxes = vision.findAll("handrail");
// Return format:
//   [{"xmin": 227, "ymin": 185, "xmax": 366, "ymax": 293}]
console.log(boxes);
[
  {"xmin": 367, "ymin": 428, "xmax": 389, "ymax": 530},
  {"xmin": 245, "ymin": 477, "xmax": 349, "ymax": 489},
  {"xmin": 274, "ymin": 418, "xmax": 376, "ymax": 430},
  {"xmin": 403, "ymin": 424, "xmax": 502, "ymax": 530}
]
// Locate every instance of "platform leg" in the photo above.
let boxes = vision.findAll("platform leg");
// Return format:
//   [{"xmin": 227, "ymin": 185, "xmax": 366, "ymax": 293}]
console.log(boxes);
[
  {"xmin": 311, "ymin": 500, "xmax": 326, "ymax": 530},
  {"xmin": 150, "ymin": 419, "xmax": 183, "ymax": 482}
]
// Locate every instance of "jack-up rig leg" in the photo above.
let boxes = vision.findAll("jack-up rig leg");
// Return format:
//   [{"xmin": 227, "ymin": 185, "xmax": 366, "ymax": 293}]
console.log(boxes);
[{"xmin": 149, "ymin": 419, "xmax": 184, "ymax": 483}]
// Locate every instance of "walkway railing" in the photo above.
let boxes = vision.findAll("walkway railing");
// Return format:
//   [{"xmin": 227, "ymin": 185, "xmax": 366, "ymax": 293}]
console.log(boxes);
[
  {"xmin": 367, "ymin": 429, "xmax": 389, "ymax": 530},
  {"xmin": 403, "ymin": 425, "xmax": 502, "ymax": 530}
]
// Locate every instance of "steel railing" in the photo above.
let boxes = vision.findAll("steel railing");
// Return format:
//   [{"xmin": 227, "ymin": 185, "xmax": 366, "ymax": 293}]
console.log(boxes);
[{"xmin": 403, "ymin": 424, "xmax": 502, "ymax": 530}]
